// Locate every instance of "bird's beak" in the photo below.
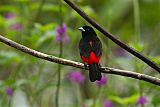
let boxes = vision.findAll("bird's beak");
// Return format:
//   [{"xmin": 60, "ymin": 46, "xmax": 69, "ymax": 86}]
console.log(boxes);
[{"xmin": 78, "ymin": 27, "xmax": 85, "ymax": 32}]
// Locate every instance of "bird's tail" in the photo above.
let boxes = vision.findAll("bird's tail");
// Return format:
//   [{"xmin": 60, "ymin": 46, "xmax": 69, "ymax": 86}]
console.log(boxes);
[{"xmin": 89, "ymin": 63, "xmax": 102, "ymax": 82}]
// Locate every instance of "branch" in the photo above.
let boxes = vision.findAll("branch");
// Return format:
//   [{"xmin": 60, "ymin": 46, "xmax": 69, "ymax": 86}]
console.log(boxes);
[
  {"xmin": 63, "ymin": 0, "xmax": 160, "ymax": 73},
  {"xmin": 0, "ymin": 35, "xmax": 160, "ymax": 86}
]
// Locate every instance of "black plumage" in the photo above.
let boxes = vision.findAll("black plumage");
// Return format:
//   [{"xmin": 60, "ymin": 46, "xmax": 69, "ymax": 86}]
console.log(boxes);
[{"xmin": 78, "ymin": 26, "xmax": 102, "ymax": 82}]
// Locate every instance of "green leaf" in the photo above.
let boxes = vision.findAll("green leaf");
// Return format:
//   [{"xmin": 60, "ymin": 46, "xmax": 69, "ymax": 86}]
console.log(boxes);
[
  {"xmin": 0, "ymin": 15, "xmax": 5, "ymax": 26},
  {"xmin": 14, "ymin": 0, "xmax": 30, "ymax": 3},
  {"xmin": 30, "ymin": 3, "xmax": 67, "ymax": 12},
  {"xmin": 152, "ymin": 96, "xmax": 160, "ymax": 105},
  {"xmin": 150, "ymin": 56, "xmax": 160, "ymax": 64},
  {"xmin": 71, "ymin": 6, "xmax": 95, "ymax": 19},
  {"xmin": 0, "ymin": 5, "xmax": 17, "ymax": 12},
  {"xmin": 34, "ymin": 23, "xmax": 56, "ymax": 32},
  {"xmin": 34, "ymin": 23, "xmax": 43, "ymax": 30},
  {"xmin": 0, "ymin": 51, "xmax": 21, "ymax": 65},
  {"xmin": 41, "ymin": 23, "xmax": 56, "ymax": 32},
  {"xmin": 5, "ymin": 79, "xmax": 16, "ymax": 86},
  {"xmin": 109, "ymin": 94, "xmax": 139, "ymax": 105},
  {"xmin": 129, "ymin": 42, "xmax": 145, "ymax": 52},
  {"xmin": 36, "ymin": 31, "xmax": 55, "ymax": 47}
]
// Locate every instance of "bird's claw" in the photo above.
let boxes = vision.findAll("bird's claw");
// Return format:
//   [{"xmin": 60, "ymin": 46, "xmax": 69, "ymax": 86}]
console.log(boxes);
[
  {"xmin": 98, "ymin": 63, "xmax": 101, "ymax": 67},
  {"xmin": 84, "ymin": 63, "xmax": 89, "ymax": 69}
]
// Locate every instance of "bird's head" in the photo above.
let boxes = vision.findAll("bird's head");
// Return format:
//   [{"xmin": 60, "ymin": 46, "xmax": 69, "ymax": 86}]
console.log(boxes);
[{"xmin": 78, "ymin": 26, "xmax": 97, "ymax": 38}]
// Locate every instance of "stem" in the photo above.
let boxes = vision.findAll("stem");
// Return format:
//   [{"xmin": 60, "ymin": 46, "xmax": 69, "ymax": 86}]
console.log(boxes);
[
  {"xmin": 133, "ymin": 0, "xmax": 140, "ymax": 41},
  {"xmin": 29, "ymin": 0, "xmax": 46, "ymax": 28},
  {"xmin": 76, "ymin": 84, "xmax": 81, "ymax": 107},
  {"xmin": 55, "ymin": 1, "xmax": 63, "ymax": 106},
  {"xmin": 92, "ymin": 87, "xmax": 101, "ymax": 107},
  {"xmin": 55, "ymin": 41, "xmax": 63, "ymax": 107},
  {"xmin": 59, "ymin": 0, "xmax": 63, "ymax": 24},
  {"xmin": 133, "ymin": 1, "xmax": 144, "ymax": 107},
  {"xmin": 33, "ymin": 0, "xmax": 46, "ymax": 23}
]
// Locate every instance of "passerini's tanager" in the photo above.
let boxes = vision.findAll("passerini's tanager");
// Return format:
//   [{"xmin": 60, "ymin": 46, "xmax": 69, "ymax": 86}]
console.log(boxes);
[{"xmin": 78, "ymin": 26, "xmax": 102, "ymax": 82}]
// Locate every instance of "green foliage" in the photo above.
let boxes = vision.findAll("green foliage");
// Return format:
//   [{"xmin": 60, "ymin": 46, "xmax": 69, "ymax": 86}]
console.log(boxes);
[
  {"xmin": 0, "ymin": 0, "xmax": 160, "ymax": 107},
  {"xmin": 0, "ymin": 51, "xmax": 21, "ymax": 66},
  {"xmin": 151, "ymin": 56, "xmax": 160, "ymax": 64},
  {"xmin": 110, "ymin": 94, "xmax": 138, "ymax": 105}
]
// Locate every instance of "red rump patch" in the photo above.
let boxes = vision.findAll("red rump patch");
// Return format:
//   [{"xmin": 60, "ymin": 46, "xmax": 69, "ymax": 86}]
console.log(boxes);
[{"xmin": 82, "ymin": 51, "xmax": 101, "ymax": 64}]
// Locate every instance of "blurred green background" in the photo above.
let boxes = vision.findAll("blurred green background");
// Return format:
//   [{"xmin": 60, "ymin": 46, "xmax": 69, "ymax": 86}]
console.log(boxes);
[{"xmin": 0, "ymin": 0, "xmax": 160, "ymax": 107}]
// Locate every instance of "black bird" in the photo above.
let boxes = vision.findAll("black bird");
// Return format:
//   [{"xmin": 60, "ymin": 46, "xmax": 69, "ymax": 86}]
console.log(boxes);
[{"xmin": 78, "ymin": 26, "xmax": 102, "ymax": 82}]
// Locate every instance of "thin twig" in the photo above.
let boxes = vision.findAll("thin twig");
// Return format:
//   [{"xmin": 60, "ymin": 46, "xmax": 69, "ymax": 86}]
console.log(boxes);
[
  {"xmin": 63, "ymin": 0, "xmax": 160, "ymax": 73},
  {"xmin": 0, "ymin": 35, "xmax": 160, "ymax": 85}
]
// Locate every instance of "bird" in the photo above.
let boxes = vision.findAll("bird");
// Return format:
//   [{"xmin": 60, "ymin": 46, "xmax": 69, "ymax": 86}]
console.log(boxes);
[{"xmin": 78, "ymin": 26, "xmax": 102, "ymax": 82}]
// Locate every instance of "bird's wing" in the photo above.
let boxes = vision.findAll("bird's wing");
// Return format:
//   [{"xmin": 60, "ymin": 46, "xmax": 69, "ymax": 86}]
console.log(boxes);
[
  {"xmin": 79, "ymin": 39, "xmax": 91, "ymax": 57},
  {"xmin": 92, "ymin": 37, "xmax": 102, "ymax": 57}
]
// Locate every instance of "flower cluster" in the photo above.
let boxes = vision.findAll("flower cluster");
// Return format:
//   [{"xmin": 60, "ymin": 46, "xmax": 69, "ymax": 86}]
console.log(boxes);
[
  {"xmin": 136, "ymin": 96, "xmax": 148, "ymax": 105},
  {"xmin": 82, "ymin": 103, "xmax": 86, "ymax": 107},
  {"xmin": 103, "ymin": 100, "xmax": 113, "ymax": 107},
  {"xmin": 55, "ymin": 23, "xmax": 69, "ymax": 42},
  {"xmin": 67, "ymin": 71, "xmax": 85, "ymax": 84},
  {"xmin": 4, "ymin": 12, "xmax": 15, "ymax": 19},
  {"xmin": 96, "ymin": 75, "xmax": 108, "ymax": 86},
  {"xmin": 4, "ymin": 12, "xmax": 23, "ymax": 30},
  {"xmin": 10, "ymin": 23, "xmax": 23, "ymax": 30},
  {"xmin": 6, "ymin": 87, "xmax": 13, "ymax": 96}
]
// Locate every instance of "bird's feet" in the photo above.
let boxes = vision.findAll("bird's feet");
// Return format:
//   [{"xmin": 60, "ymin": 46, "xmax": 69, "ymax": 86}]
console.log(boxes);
[
  {"xmin": 98, "ymin": 63, "xmax": 101, "ymax": 67},
  {"xmin": 84, "ymin": 63, "xmax": 89, "ymax": 69}
]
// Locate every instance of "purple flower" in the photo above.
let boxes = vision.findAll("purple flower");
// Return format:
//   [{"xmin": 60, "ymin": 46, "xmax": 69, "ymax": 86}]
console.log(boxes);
[
  {"xmin": 6, "ymin": 87, "xmax": 13, "ymax": 96},
  {"xmin": 4, "ymin": 12, "xmax": 15, "ymax": 19},
  {"xmin": 64, "ymin": 34, "xmax": 69, "ymax": 42},
  {"xmin": 82, "ymin": 103, "xmax": 86, "ymax": 107},
  {"xmin": 55, "ymin": 23, "xmax": 69, "ymax": 42},
  {"xmin": 56, "ymin": 23, "xmax": 67, "ymax": 34},
  {"xmin": 103, "ymin": 100, "xmax": 113, "ymax": 107},
  {"xmin": 96, "ymin": 75, "xmax": 108, "ymax": 86},
  {"xmin": 10, "ymin": 23, "xmax": 23, "ymax": 30},
  {"xmin": 136, "ymin": 96, "xmax": 148, "ymax": 105},
  {"xmin": 55, "ymin": 34, "xmax": 62, "ymax": 42},
  {"xmin": 68, "ymin": 71, "xmax": 85, "ymax": 84}
]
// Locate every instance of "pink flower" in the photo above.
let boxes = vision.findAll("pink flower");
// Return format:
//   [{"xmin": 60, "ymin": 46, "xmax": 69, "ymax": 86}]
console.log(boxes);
[
  {"xmin": 103, "ymin": 100, "xmax": 113, "ymax": 107},
  {"xmin": 55, "ymin": 23, "xmax": 69, "ymax": 42},
  {"xmin": 6, "ymin": 87, "xmax": 13, "ymax": 96},
  {"xmin": 68, "ymin": 71, "xmax": 85, "ymax": 84},
  {"xmin": 96, "ymin": 75, "xmax": 108, "ymax": 86},
  {"xmin": 82, "ymin": 103, "xmax": 86, "ymax": 107},
  {"xmin": 4, "ymin": 12, "xmax": 15, "ymax": 19},
  {"xmin": 136, "ymin": 96, "xmax": 148, "ymax": 105},
  {"xmin": 10, "ymin": 23, "xmax": 23, "ymax": 30}
]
